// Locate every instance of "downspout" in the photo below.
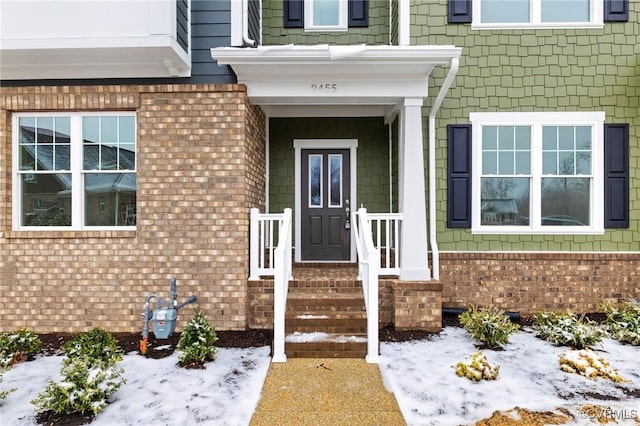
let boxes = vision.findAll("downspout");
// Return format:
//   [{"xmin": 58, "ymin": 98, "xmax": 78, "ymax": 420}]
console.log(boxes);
[
  {"xmin": 428, "ymin": 57, "xmax": 459, "ymax": 280},
  {"xmin": 242, "ymin": 0, "xmax": 256, "ymax": 47}
]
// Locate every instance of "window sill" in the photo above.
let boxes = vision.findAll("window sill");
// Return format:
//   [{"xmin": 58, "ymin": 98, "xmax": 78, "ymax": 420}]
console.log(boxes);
[
  {"xmin": 304, "ymin": 26, "xmax": 348, "ymax": 32},
  {"xmin": 472, "ymin": 227, "xmax": 605, "ymax": 235},
  {"xmin": 6, "ymin": 229, "xmax": 137, "ymax": 239},
  {"xmin": 471, "ymin": 22, "xmax": 604, "ymax": 30}
]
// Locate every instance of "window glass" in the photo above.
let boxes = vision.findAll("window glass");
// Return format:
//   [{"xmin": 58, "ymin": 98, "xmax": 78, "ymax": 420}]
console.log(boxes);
[
  {"xmin": 472, "ymin": 112, "xmax": 601, "ymax": 232},
  {"xmin": 309, "ymin": 155, "xmax": 322, "ymax": 207},
  {"xmin": 313, "ymin": 0, "xmax": 340, "ymax": 26},
  {"xmin": 16, "ymin": 113, "xmax": 136, "ymax": 229},
  {"xmin": 541, "ymin": 0, "xmax": 589, "ymax": 22},
  {"xmin": 481, "ymin": 0, "xmax": 530, "ymax": 23},
  {"xmin": 329, "ymin": 154, "xmax": 342, "ymax": 207},
  {"xmin": 541, "ymin": 178, "xmax": 590, "ymax": 226}
]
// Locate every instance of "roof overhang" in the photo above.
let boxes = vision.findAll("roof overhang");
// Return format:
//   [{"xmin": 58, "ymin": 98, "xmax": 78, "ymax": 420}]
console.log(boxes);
[{"xmin": 211, "ymin": 44, "xmax": 462, "ymax": 117}]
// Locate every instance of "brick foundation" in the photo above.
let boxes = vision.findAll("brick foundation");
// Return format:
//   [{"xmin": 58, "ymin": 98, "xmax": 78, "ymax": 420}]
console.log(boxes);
[
  {"xmin": 391, "ymin": 281, "xmax": 443, "ymax": 332},
  {"xmin": 440, "ymin": 252, "xmax": 640, "ymax": 315},
  {"xmin": 0, "ymin": 84, "xmax": 266, "ymax": 333}
]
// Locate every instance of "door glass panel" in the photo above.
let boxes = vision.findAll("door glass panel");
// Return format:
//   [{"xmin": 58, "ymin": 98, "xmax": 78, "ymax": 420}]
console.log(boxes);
[
  {"xmin": 309, "ymin": 154, "xmax": 322, "ymax": 207},
  {"xmin": 329, "ymin": 154, "xmax": 342, "ymax": 207}
]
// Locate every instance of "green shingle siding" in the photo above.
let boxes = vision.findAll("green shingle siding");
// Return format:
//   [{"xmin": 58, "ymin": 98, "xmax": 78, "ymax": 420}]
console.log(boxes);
[{"xmin": 418, "ymin": 1, "xmax": 639, "ymax": 252}]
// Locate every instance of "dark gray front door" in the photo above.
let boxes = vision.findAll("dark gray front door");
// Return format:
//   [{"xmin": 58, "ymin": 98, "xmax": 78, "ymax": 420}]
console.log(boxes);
[{"xmin": 301, "ymin": 149, "xmax": 351, "ymax": 261}]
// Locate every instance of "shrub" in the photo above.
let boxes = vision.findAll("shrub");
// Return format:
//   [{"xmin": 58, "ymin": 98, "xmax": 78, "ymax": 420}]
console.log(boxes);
[
  {"xmin": 459, "ymin": 306, "xmax": 520, "ymax": 349},
  {"xmin": 560, "ymin": 348, "xmax": 628, "ymax": 382},
  {"xmin": 0, "ymin": 328, "xmax": 42, "ymax": 367},
  {"xmin": 61, "ymin": 327, "xmax": 123, "ymax": 366},
  {"xmin": 533, "ymin": 311, "xmax": 605, "ymax": 349},
  {"xmin": 33, "ymin": 328, "xmax": 126, "ymax": 418},
  {"xmin": 601, "ymin": 299, "xmax": 640, "ymax": 345},
  {"xmin": 32, "ymin": 357, "xmax": 125, "ymax": 416},
  {"xmin": 177, "ymin": 307, "xmax": 218, "ymax": 368},
  {"xmin": 455, "ymin": 351, "xmax": 500, "ymax": 382}
]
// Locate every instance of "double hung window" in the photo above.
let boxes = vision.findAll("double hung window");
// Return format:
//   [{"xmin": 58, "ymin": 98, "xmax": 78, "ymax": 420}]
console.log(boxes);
[
  {"xmin": 470, "ymin": 112, "xmax": 604, "ymax": 234},
  {"xmin": 473, "ymin": 0, "xmax": 603, "ymax": 28},
  {"xmin": 14, "ymin": 112, "xmax": 136, "ymax": 230}
]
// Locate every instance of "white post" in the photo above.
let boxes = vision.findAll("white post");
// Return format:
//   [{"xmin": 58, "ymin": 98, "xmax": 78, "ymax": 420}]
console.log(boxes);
[
  {"xmin": 365, "ymin": 252, "xmax": 380, "ymax": 364},
  {"xmin": 249, "ymin": 208, "xmax": 259, "ymax": 281},
  {"xmin": 399, "ymin": 98, "xmax": 430, "ymax": 281}
]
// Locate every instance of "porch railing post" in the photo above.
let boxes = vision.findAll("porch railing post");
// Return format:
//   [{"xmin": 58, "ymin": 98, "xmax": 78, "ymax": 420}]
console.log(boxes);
[{"xmin": 249, "ymin": 207, "xmax": 259, "ymax": 281}]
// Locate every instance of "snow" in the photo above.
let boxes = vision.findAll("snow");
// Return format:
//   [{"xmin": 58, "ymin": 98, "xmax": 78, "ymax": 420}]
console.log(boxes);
[
  {"xmin": 285, "ymin": 331, "xmax": 368, "ymax": 343},
  {"xmin": 1, "ymin": 328, "xmax": 639, "ymax": 425}
]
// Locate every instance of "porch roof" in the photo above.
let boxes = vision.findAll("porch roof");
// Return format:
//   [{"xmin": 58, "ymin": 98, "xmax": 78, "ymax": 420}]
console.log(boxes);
[{"xmin": 211, "ymin": 44, "xmax": 461, "ymax": 118}]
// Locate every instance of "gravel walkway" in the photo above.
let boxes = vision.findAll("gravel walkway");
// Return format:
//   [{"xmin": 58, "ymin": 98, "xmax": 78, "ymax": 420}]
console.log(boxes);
[{"xmin": 250, "ymin": 358, "xmax": 405, "ymax": 425}]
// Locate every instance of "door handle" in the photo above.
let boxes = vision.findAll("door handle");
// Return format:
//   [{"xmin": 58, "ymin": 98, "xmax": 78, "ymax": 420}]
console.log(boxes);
[{"xmin": 344, "ymin": 199, "xmax": 351, "ymax": 230}]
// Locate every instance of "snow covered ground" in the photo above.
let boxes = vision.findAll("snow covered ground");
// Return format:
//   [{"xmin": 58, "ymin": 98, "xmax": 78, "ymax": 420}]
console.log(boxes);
[{"xmin": 1, "ymin": 327, "xmax": 639, "ymax": 425}]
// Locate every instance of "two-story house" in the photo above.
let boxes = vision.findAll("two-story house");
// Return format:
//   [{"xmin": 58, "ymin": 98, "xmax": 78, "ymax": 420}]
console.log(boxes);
[{"xmin": 1, "ymin": 0, "xmax": 637, "ymax": 360}]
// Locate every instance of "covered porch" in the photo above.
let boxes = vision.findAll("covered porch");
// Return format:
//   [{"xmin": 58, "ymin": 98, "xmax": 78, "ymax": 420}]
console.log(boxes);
[{"xmin": 212, "ymin": 44, "xmax": 461, "ymax": 362}]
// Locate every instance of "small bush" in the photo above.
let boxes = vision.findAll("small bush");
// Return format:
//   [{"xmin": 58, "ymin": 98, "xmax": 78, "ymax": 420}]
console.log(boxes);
[
  {"xmin": 455, "ymin": 351, "xmax": 500, "ymax": 382},
  {"xmin": 560, "ymin": 348, "xmax": 628, "ymax": 382},
  {"xmin": 33, "ymin": 328, "xmax": 126, "ymax": 418},
  {"xmin": 459, "ymin": 306, "xmax": 520, "ymax": 350},
  {"xmin": 601, "ymin": 299, "xmax": 640, "ymax": 346},
  {"xmin": 177, "ymin": 307, "xmax": 218, "ymax": 368},
  {"xmin": 0, "ymin": 328, "xmax": 42, "ymax": 367},
  {"xmin": 32, "ymin": 357, "xmax": 125, "ymax": 416},
  {"xmin": 61, "ymin": 328, "xmax": 123, "ymax": 366},
  {"xmin": 533, "ymin": 311, "xmax": 605, "ymax": 349}
]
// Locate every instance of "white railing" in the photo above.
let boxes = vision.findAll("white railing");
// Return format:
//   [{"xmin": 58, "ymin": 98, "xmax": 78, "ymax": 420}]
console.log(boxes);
[
  {"xmin": 271, "ymin": 208, "xmax": 292, "ymax": 363},
  {"xmin": 249, "ymin": 208, "xmax": 292, "ymax": 280},
  {"xmin": 366, "ymin": 213, "xmax": 402, "ymax": 276},
  {"xmin": 352, "ymin": 207, "xmax": 381, "ymax": 364}
]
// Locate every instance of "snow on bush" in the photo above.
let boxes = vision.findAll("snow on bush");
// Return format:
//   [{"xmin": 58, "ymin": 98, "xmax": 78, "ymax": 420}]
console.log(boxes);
[
  {"xmin": 177, "ymin": 306, "xmax": 218, "ymax": 368},
  {"xmin": 559, "ymin": 349, "xmax": 628, "ymax": 382},
  {"xmin": 0, "ymin": 328, "xmax": 42, "ymax": 367},
  {"xmin": 533, "ymin": 311, "xmax": 605, "ymax": 348},
  {"xmin": 459, "ymin": 306, "xmax": 520, "ymax": 349},
  {"xmin": 454, "ymin": 350, "xmax": 500, "ymax": 382},
  {"xmin": 602, "ymin": 299, "xmax": 640, "ymax": 345}
]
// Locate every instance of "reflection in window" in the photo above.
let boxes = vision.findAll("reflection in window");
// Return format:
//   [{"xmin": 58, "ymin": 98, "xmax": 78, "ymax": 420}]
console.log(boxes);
[
  {"xmin": 329, "ymin": 154, "xmax": 342, "ymax": 207},
  {"xmin": 313, "ymin": 0, "xmax": 340, "ymax": 26},
  {"xmin": 309, "ymin": 155, "xmax": 322, "ymax": 207},
  {"xmin": 16, "ymin": 113, "xmax": 136, "ymax": 228}
]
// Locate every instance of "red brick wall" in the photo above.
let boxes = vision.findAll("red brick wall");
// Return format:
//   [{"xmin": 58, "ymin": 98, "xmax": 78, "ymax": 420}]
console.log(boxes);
[
  {"xmin": 0, "ymin": 84, "xmax": 266, "ymax": 333},
  {"xmin": 440, "ymin": 252, "xmax": 640, "ymax": 315}
]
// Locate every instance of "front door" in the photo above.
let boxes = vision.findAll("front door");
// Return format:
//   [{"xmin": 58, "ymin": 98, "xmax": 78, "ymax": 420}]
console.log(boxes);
[{"xmin": 300, "ymin": 149, "xmax": 351, "ymax": 261}]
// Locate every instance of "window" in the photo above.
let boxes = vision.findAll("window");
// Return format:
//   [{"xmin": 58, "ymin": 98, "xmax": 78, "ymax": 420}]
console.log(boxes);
[
  {"xmin": 470, "ymin": 112, "xmax": 604, "ymax": 234},
  {"xmin": 305, "ymin": 0, "xmax": 348, "ymax": 31},
  {"xmin": 14, "ymin": 112, "xmax": 136, "ymax": 230},
  {"xmin": 473, "ymin": 0, "xmax": 603, "ymax": 28}
]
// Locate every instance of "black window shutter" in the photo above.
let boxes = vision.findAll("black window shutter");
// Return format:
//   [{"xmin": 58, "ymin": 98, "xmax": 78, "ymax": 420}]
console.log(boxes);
[
  {"xmin": 447, "ymin": 124, "xmax": 472, "ymax": 228},
  {"xmin": 448, "ymin": 0, "xmax": 472, "ymax": 23},
  {"xmin": 604, "ymin": 123, "xmax": 629, "ymax": 228},
  {"xmin": 348, "ymin": 0, "xmax": 369, "ymax": 27},
  {"xmin": 284, "ymin": 0, "xmax": 304, "ymax": 28},
  {"xmin": 604, "ymin": 0, "xmax": 629, "ymax": 22}
]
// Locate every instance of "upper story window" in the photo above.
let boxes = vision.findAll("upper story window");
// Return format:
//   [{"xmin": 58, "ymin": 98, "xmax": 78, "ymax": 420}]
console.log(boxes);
[
  {"xmin": 14, "ymin": 112, "xmax": 136, "ymax": 230},
  {"xmin": 470, "ymin": 112, "xmax": 605, "ymax": 234},
  {"xmin": 305, "ymin": 0, "xmax": 348, "ymax": 31},
  {"xmin": 473, "ymin": 0, "xmax": 604, "ymax": 29}
]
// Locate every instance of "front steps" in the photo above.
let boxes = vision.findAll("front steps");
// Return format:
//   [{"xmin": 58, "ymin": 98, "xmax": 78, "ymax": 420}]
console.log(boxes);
[{"xmin": 284, "ymin": 272, "xmax": 368, "ymax": 358}]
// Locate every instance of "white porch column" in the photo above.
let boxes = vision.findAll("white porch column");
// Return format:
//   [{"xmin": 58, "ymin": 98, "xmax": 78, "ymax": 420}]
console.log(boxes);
[{"xmin": 399, "ymin": 98, "xmax": 430, "ymax": 281}]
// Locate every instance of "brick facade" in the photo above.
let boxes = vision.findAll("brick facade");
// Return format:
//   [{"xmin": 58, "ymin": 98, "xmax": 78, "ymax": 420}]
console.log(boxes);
[
  {"xmin": 440, "ymin": 252, "xmax": 640, "ymax": 315},
  {"xmin": 0, "ymin": 84, "xmax": 266, "ymax": 333}
]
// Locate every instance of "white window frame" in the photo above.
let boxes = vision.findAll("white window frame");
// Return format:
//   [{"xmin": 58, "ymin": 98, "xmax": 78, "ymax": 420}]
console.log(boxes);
[
  {"xmin": 469, "ymin": 111, "xmax": 605, "ymax": 235},
  {"xmin": 304, "ymin": 0, "xmax": 348, "ymax": 32},
  {"xmin": 12, "ymin": 111, "xmax": 137, "ymax": 231},
  {"xmin": 472, "ymin": 0, "xmax": 604, "ymax": 30}
]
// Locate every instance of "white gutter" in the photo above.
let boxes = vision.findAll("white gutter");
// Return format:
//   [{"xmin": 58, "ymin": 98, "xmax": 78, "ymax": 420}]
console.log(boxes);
[
  {"xmin": 428, "ymin": 57, "xmax": 459, "ymax": 280},
  {"xmin": 242, "ymin": 0, "xmax": 256, "ymax": 47}
]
